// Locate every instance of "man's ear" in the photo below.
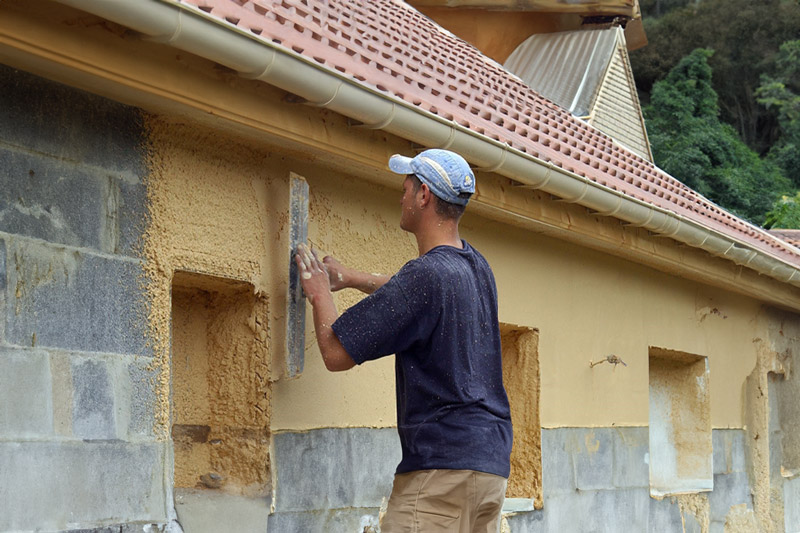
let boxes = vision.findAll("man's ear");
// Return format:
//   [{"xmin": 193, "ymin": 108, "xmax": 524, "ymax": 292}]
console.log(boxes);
[{"xmin": 418, "ymin": 182, "xmax": 433, "ymax": 208}]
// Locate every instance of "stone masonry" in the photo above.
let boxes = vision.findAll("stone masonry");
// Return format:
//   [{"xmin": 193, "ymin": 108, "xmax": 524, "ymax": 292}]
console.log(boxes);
[{"xmin": 0, "ymin": 64, "xmax": 165, "ymax": 532}]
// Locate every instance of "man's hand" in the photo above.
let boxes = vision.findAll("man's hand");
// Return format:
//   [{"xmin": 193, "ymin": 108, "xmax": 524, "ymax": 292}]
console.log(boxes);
[
  {"xmin": 295, "ymin": 244, "xmax": 330, "ymax": 304},
  {"xmin": 322, "ymin": 255, "xmax": 349, "ymax": 292},
  {"xmin": 293, "ymin": 243, "xmax": 355, "ymax": 372},
  {"xmin": 320, "ymin": 253, "xmax": 391, "ymax": 295}
]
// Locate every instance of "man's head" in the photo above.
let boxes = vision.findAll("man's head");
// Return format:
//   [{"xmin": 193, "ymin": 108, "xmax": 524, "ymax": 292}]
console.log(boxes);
[{"xmin": 388, "ymin": 149, "xmax": 475, "ymax": 220}]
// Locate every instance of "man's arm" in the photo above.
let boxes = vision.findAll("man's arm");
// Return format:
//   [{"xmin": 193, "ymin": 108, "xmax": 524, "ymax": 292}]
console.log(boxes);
[
  {"xmin": 295, "ymin": 244, "xmax": 356, "ymax": 372},
  {"xmin": 323, "ymin": 255, "xmax": 391, "ymax": 294}
]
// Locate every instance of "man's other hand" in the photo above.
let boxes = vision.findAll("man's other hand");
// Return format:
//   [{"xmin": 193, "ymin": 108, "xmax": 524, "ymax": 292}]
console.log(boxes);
[
  {"xmin": 295, "ymin": 243, "xmax": 330, "ymax": 304},
  {"xmin": 323, "ymin": 255, "xmax": 350, "ymax": 291}
]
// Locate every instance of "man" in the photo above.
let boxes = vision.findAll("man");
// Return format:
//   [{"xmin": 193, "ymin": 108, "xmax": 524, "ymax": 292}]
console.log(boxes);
[{"xmin": 295, "ymin": 148, "xmax": 513, "ymax": 533}]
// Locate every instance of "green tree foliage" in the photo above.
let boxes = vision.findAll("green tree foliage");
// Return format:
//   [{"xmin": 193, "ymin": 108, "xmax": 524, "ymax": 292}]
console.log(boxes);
[
  {"xmin": 644, "ymin": 49, "xmax": 791, "ymax": 224},
  {"xmin": 630, "ymin": 0, "xmax": 800, "ymax": 153},
  {"xmin": 757, "ymin": 40, "xmax": 800, "ymax": 187},
  {"xmin": 765, "ymin": 192, "xmax": 800, "ymax": 229},
  {"xmin": 638, "ymin": 0, "xmax": 693, "ymax": 19}
]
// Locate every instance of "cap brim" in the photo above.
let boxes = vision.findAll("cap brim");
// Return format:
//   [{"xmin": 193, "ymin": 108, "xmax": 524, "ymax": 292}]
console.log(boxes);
[{"xmin": 388, "ymin": 154, "xmax": 414, "ymax": 175}]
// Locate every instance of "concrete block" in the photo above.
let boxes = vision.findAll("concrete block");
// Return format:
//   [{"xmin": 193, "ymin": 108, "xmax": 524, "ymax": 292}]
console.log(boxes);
[
  {"xmin": 6, "ymin": 239, "xmax": 149, "ymax": 356},
  {"xmin": 271, "ymin": 427, "xmax": 399, "ymax": 512},
  {"xmin": 713, "ymin": 430, "xmax": 729, "ymax": 474},
  {"xmin": 709, "ymin": 472, "xmax": 752, "ymax": 523},
  {"xmin": 51, "ymin": 351, "xmax": 74, "ymax": 437},
  {"xmin": 503, "ymin": 508, "xmax": 545, "ymax": 533},
  {"xmin": 0, "ymin": 64, "xmax": 146, "ymax": 181},
  {"xmin": 612, "ymin": 426, "xmax": 649, "ymax": 489},
  {"xmin": 542, "ymin": 488, "xmax": 649, "ymax": 533},
  {"xmin": 0, "ymin": 148, "xmax": 107, "ymax": 250},
  {"xmin": 0, "ymin": 347, "xmax": 52, "ymax": 438},
  {"xmin": 571, "ymin": 428, "xmax": 615, "ymax": 491},
  {"xmin": 117, "ymin": 179, "xmax": 147, "ymax": 257},
  {"xmin": 0, "ymin": 237, "xmax": 6, "ymax": 342},
  {"xmin": 710, "ymin": 521, "xmax": 725, "ymax": 533},
  {"xmin": 0, "ymin": 441, "xmax": 166, "ymax": 531},
  {"xmin": 125, "ymin": 355, "xmax": 159, "ymax": 439},
  {"xmin": 174, "ymin": 489, "xmax": 269, "ymax": 533},
  {"xmin": 68, "ymin": 525, "xmax": 156, "ymax": 533},
  {"xmin": 729, "ymin": 431, "xmax": 747, "ymax": 474},
  {"xmin": 72, "ymin": 357, "xmax": 116, "ymax": 440},
  {"xmin": 648, "ymin": 496, "xmax": 684, "ymax": 532},
  {"xmin": 683, "ymin": 510, "xmax": 703, "ymax": 533},
  {"xmin": 0, "ymin": 237, "xmax": 5, "ymax": 291},
  {"xmin": 783, "ymin": 475, "xmax": 800, "ymax": 533},
  {"xmin": 713, "ymin": 429, "xmax": 747, "ymax": 474},
  {"xmin": 267, "ymin": 508, "xmax": 381, "ymax": 533},
  {"xmin": 541, "ymin": 428, "xmax": 576, "ymax": 495}
]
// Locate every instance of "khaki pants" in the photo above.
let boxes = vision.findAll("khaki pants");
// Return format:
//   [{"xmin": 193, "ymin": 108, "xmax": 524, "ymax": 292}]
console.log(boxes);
[{"xmin": 380, "ymin": 469, "xmax": 507, "ymax": 533}]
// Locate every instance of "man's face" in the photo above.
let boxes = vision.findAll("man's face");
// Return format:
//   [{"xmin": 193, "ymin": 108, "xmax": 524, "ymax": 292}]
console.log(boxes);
[{"xmin": 399, "ymin": 175, "xmax": 419, "ymax": 232}]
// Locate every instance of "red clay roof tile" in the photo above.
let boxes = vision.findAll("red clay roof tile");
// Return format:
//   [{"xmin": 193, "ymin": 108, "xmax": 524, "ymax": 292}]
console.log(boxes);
[{"xmin": 178, "ymin": 0, "xmax": 800, "ymax": 267}]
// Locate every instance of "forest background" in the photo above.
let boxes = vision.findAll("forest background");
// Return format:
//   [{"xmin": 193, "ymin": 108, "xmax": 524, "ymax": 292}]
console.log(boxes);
[{"xmin": 629, "ymin": 0, "xmax": 800, "ymax": 227}]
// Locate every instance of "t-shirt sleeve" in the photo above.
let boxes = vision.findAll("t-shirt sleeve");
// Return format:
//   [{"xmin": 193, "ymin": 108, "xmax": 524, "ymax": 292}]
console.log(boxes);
[{"xmin": 331, "ymin": 260, "xmax": 437, "ymax": 365}]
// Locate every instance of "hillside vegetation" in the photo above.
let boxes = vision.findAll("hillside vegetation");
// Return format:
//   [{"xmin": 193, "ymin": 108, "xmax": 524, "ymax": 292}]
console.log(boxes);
[{"xmin": 630, "ymin": 0, "xmax": 800, "ymax": 227}]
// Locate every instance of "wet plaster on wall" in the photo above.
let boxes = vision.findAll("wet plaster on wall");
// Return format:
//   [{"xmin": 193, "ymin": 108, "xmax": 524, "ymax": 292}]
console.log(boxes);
[
  {"xmin": 270, "ymin": 171, "xmax": 417, "ymax": 431},
  {"xmin": 500, "ymin": 326, "xmax": 542, "ymax": 508},
  {"xmin": 171, "ymin": 282, "xmax": 269, "ymax": 496},
  {"xmin": 140, "ymin": 116, "xmax": 272, "ymax": 492}
]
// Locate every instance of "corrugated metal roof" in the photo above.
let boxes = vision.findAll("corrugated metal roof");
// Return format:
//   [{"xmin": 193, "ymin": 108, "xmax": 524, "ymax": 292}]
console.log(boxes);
[
  {"xmin": 174, "ymin": 0, "xmax": 800, "ymax": 268},
  {"xmin": 504, "ymin": 29, "xmax": 617, "ymax": 117},
  {"xmin": 503, "ymin": 27, "xmax": 652, "ymax": 160}
]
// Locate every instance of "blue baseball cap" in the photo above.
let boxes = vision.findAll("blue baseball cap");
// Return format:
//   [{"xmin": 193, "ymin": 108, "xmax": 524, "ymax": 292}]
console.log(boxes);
[{"xmin": 388, "ymin": 149, "xmax": 475, "ymax": 206}]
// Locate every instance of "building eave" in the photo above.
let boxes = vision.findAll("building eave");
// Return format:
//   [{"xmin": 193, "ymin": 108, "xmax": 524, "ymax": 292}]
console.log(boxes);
[{"xmin": 17, "ymin": 0, "xmax": 800, "ymax": 305}]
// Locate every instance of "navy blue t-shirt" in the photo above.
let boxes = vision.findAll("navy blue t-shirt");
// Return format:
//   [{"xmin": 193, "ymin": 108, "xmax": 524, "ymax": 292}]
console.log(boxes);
[{"xmin": 332, "ymin": 241, "xmax": 513, "ymax": 478}]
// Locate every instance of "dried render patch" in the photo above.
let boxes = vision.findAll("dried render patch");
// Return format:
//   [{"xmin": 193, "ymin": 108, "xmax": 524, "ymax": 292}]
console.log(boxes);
[
  {"xmin": 140, "ymin": 116, "xmax": 272, "ymax": 492},
  {"xmin": 747, "ymin": 336, "xmax": 782, "ymax": 533},
  {"xmin": 677, "ymin": 493, "xmax": 710, "ymax": 533},
  {"xmin": 724, "ymin": 504, "xmax": 759, "ymax": 532}
]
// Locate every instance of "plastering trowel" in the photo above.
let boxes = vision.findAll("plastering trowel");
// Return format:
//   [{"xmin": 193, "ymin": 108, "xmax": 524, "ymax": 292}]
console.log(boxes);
[{"xmin": 286, "ymin": 173, "xmax": 308, "ymax": 378}]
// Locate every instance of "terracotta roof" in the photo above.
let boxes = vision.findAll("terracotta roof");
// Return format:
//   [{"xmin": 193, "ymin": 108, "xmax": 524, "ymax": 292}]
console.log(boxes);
[
  {"xmin": 504, "ymin": 27, "xmax": 653, "ymax": 161},
  {"xmin": 768, "ymin": 230, "xmax": 800, "ymax": 249},
  {"xmin": 179, "ymin": 0, "xmax": 800, "ymax": 267}
]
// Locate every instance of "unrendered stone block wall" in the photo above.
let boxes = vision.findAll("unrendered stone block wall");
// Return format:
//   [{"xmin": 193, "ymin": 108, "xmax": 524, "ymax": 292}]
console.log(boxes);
[
  {"xmin": 268, "ymin": 426, "xmax": 755, "ymax": 532},
  {"xmin": 0, "ymin": 64, "xmax": 165, "ymax": 531}
]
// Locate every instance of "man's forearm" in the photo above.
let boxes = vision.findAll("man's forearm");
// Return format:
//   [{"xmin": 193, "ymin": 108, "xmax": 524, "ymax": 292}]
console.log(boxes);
[
  {"xmin": 310, "ymin": 291, "xmax": 355, "ymax": 372},
  {"xmin": 295, "ymin": 244, "xmax": 356, "ymax": 372},
  {"xmin": 323, "ymin": 255, "xmax": 390, "ymax": 295},
  {"xmin": 347, "ymin": 271, "xmax": 391, "ymax": 294}
]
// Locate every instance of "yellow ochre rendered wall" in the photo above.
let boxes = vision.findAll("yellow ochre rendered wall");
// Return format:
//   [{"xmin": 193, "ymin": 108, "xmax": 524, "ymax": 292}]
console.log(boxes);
[
  {"xmin": 276, "ymin": 205, "xmax": 763, "ymax": 431},
  {"xmin": 142, "ymin": 114, "xmax": 765, "ymax": 440}
]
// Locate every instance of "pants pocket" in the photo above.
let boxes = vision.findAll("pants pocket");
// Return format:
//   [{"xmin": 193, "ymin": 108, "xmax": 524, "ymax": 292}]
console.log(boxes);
[{"xmin": 415, "ymin": 509, "xmax": 461, "ymax": 532}]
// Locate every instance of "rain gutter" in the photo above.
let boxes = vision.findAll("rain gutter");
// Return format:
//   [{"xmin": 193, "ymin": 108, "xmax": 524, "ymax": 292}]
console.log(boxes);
[{"xmin": 54, "ymin": 0, "xmax": 800, "ymax": 289}]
